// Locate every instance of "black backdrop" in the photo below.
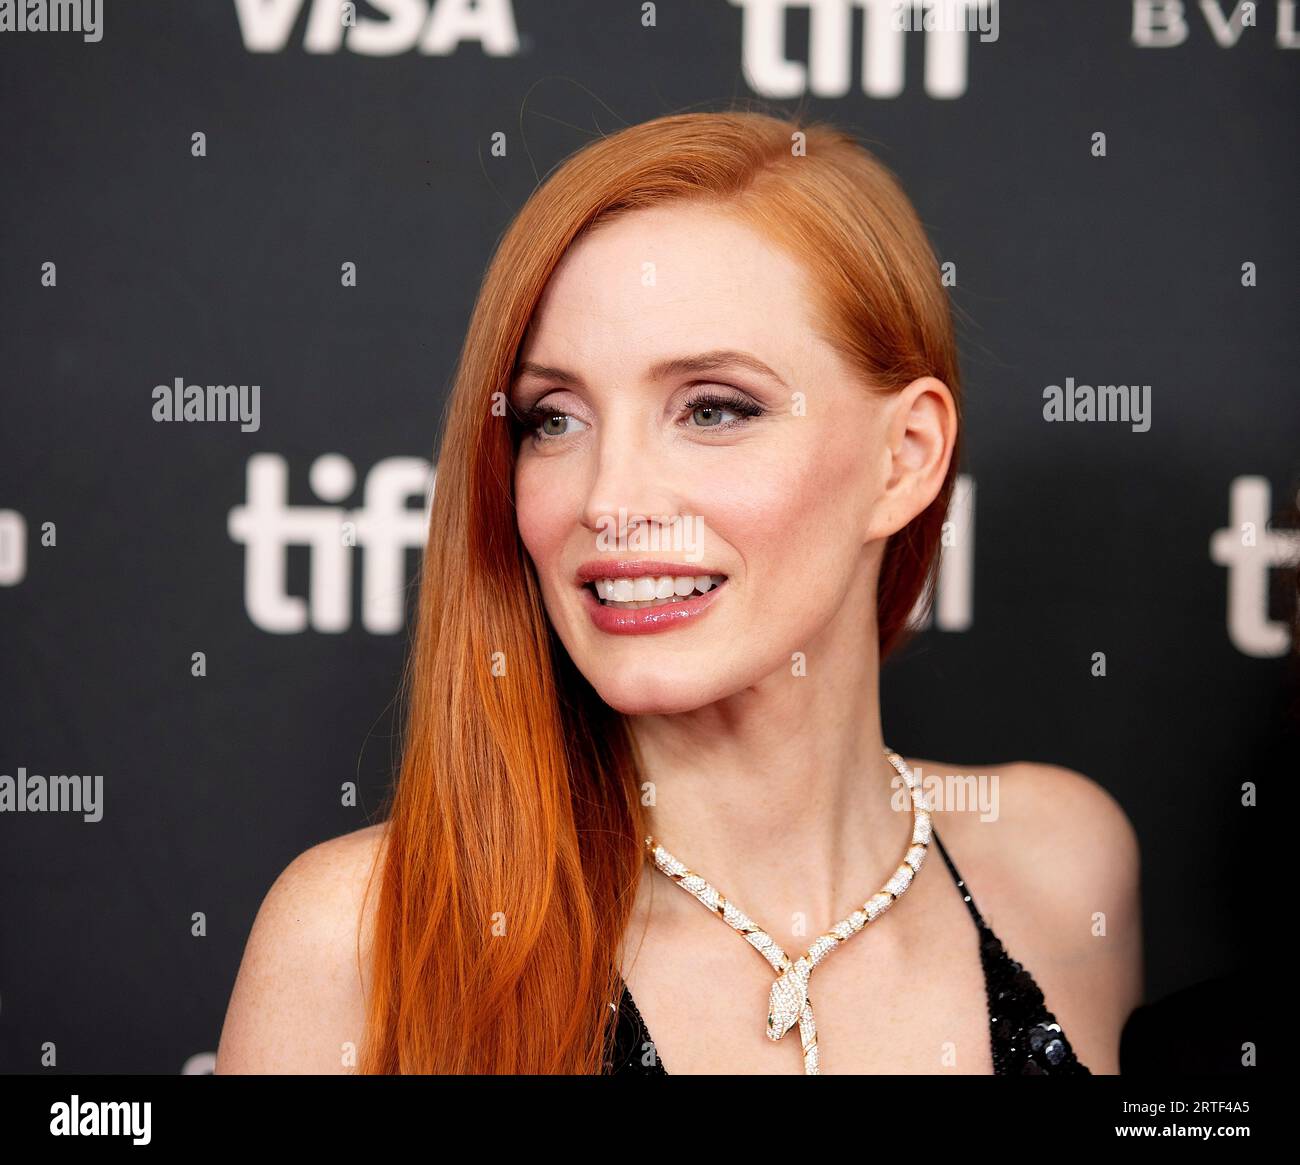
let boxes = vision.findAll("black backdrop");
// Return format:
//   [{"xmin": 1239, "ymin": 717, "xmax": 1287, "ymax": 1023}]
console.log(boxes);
[{"xmin": 1, "ymin": 1, "xmax": 1296, "ymax": 1074}]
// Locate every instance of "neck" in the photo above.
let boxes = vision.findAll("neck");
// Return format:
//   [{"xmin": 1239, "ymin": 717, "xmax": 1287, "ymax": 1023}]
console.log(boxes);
[{"xmin": 626, "ymin": 604, "xmax": 912, "ymax": 948}]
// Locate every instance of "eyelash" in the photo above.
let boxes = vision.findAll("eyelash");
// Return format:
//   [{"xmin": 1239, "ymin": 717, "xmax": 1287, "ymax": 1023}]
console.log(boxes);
[{"xmin": 514, "ymin": 390, "xmax": 765, "ymax": 442}]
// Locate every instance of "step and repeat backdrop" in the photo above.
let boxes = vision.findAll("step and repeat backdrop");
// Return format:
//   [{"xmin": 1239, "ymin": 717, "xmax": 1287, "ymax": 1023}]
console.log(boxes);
[{"xmin": 0, "ymin": 1, "xmax": 1295, "ymax": 1073}]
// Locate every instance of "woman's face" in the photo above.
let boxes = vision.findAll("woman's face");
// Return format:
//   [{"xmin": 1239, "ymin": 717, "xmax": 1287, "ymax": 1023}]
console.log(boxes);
[{"xmin": 511, "ymin": 202, "xmax": 939, "ymax": 716}]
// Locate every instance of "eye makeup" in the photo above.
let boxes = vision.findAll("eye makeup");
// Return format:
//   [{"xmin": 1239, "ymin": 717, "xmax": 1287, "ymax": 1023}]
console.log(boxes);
[
  {"xmin": 679, "ymin": 388, "xmax": 766, "ymax": 431},
  {"xmin": 510, "ymin": 386, "xmax": 768, "ymax": 443}
]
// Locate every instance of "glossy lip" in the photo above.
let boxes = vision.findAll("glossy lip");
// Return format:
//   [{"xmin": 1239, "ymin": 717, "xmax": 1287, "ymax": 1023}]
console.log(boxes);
[
  {"xmin": 578, "ymin": 573, "xmax": 728, "ymax": 636},
  {"xmin": 580, "ymin": 578, "xmax": 726, "ymax": 635}
]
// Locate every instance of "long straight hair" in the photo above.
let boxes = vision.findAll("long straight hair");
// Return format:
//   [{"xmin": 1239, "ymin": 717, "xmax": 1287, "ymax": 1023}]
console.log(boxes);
[{"xmin": 358, "ymin": 109, "xmax": 963, "ymax": 1073}]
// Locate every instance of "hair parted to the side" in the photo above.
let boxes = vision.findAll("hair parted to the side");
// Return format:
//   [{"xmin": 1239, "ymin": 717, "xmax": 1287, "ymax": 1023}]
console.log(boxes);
[{"xmin": 356, "ymin": 107, "xmax": 963, "ymax": 1073}]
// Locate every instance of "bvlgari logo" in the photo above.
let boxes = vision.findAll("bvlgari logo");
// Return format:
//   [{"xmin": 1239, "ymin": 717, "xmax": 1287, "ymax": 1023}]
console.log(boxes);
[
  {"xmin": 232, "ymin": 0, "xmax": 521, "ymax": 55},
  {"xmin": 1131, "ymin": 0, "xmax": 1300, "ymax": 47}
]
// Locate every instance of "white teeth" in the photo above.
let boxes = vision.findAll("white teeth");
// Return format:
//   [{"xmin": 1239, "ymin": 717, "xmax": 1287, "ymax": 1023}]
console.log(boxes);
[{"xmin": 591, "ymin": 573, "xmax": 727, "ymax": 608}]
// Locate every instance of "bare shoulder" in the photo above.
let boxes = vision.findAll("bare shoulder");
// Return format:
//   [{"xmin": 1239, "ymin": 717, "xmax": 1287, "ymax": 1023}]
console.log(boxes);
[
  {"xmin": 994, "ymin": 760, "xmax": 1140, "ymax": 908},
  {"xmin": 903, "ymin": 756, "xmax": 1144, "ymax": 1073},
  {"xmin": 215, "ymin": 822, "xmax": 389, "ymax": 1074},
  {"xmin": 903, "ymin": 757, "xmax": 1140, "ymax": 907}
]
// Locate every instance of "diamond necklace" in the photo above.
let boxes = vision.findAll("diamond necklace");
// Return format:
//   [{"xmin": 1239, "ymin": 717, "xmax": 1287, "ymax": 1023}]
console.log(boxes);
[{"xmin": 642, "ymin": 747, "xmax": 931, "ymax": 1074}]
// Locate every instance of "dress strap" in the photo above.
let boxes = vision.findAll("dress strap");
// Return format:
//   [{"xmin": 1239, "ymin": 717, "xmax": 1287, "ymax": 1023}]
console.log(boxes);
[{"xmin": 930, "ymin": 827, "xmax": 989, "ymax": 931}]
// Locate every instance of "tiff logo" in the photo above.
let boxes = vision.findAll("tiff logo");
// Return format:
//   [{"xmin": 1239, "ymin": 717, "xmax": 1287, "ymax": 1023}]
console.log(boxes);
[
  {"xmin": 0, "ymin": 509, "xmax": 25, "ymax": 586},
  {"xmin": 908, "ymin": 473, "xmax": 975, "ymax": 633},
  {"xmin": 232, "ymin": 0, "xmax": 521, "ymax": 55},
  {"xmin": 728, "ymin": 0, "xmax": 997, "ymax": 99},
  {"xmin": 1209, "ymin": 476, "xmax": 1300, "ymax": 657},
  {"xmin": 228, "ymin": 453, "xmax": 433, "ymax": 634}
]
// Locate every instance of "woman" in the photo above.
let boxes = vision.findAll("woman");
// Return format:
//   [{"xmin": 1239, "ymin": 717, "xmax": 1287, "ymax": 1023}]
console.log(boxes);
[{"xmin": 215, "ymin": 109, "xmax": 1143, "ymax": 1075}]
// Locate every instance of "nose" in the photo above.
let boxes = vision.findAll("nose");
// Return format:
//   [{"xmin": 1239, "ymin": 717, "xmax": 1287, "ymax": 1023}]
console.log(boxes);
[{"xmin": 580, "ymin": 417, "xmax": 683, "ymax": 543}]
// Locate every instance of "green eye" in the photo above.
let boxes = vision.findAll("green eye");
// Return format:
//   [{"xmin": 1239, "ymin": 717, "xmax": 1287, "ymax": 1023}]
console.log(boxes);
[
  {"xmin": 518, "ymin": 404, "xmax": 588, "ymax": 441},
  {"xmin": 690, "ymin": 403, "xmax": 731, "ymax": 428},
  {"xmin": 683, "ymin": 391, "xmax": 765, "ymax": 431}
]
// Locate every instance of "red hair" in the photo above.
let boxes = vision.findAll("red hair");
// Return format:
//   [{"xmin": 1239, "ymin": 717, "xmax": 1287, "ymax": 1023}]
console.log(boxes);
[{"xmin": 358, "ymin": 108, "xmax": 963, "ymax": 1073}]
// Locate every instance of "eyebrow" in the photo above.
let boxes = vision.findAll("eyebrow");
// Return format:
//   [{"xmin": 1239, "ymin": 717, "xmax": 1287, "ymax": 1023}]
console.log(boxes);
[{"xmin": 510, "ymin": 348, "xmax": 789, "ymax": 392}]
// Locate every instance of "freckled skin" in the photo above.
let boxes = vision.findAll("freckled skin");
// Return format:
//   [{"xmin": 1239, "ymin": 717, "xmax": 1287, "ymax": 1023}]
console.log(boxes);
[{"xmin": 513, "ymin": 203, "xmax": 913, "ymax": 715}]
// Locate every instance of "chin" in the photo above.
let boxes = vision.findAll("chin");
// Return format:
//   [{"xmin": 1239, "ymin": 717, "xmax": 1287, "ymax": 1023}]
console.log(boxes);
[{"xmin": 587, "ymin": 667, "xmax": 723, "ymax": 717}]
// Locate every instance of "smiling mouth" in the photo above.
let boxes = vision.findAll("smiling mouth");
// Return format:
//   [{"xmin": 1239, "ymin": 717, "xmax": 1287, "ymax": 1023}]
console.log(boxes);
[{"xmin": 587, "ymin": 573, "xmax": 727, "ymax": 609}]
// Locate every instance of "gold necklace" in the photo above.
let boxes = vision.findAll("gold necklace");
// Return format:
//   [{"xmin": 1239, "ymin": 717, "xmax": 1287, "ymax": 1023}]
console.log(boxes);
[{"xmin": 643, "ymin": 747, "xmax": 931, "ymax": 1074}]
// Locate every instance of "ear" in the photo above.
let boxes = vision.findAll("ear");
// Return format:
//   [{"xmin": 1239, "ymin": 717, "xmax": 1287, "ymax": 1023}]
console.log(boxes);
[{"xmin": 864, "ymin": 377, "xmax": 957, "ymax": 542}]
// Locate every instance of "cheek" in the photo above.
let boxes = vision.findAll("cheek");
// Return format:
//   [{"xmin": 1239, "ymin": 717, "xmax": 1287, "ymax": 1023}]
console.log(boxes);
[
  {"xmin": 711, "ymin": 431, "xmax": 861, "ymax": 568},
  {"xmin": 514, "ymin": 459, "xmax": 570, "ymax": 568}
]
